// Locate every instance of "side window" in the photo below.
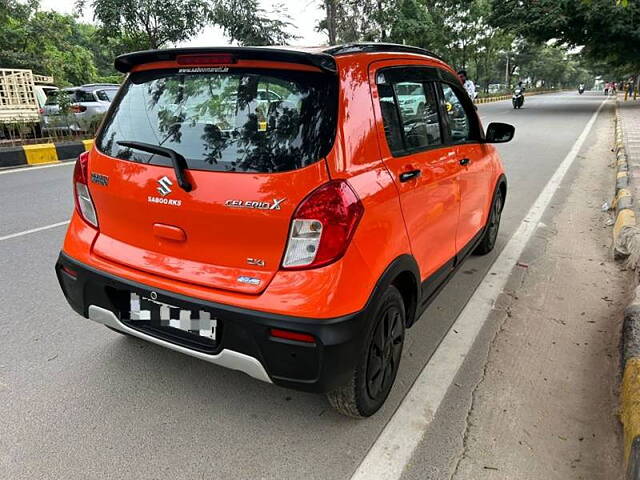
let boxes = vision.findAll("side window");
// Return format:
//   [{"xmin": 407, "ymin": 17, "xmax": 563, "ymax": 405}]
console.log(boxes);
[
  {"xmin": 394, "ymin": 82, "xmax": 441, "ymax": 150},
  {"xmin": 378, "ymin": 83, "xmax": 404, "ymax": 155},
  {"xmin": 95, "ymin": 90, "xmax": 108, "ymax": 101},
  {"xmin": 440, "ymin": 84, "xmax": 471, "ymax": 144},
  {"xmin": 377, "ymin": 72, "xmax": 443, "ymax": 156},
  {"xmin": 73, "ymin": 90, "xmax": 96, "ymax": 103}
]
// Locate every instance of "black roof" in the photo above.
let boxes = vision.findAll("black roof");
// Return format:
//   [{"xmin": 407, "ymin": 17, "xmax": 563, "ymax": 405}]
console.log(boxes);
[
  {"xmin": 114, "ymin": 43, "xmax": 445, "ymax": 74},
  {"xmin": 323, "ymin": 43, "xmax": 444, "ymax": 62}
]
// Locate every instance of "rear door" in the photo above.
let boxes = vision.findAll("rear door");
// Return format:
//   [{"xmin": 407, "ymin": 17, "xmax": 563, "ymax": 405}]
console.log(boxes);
[
  {"xmin": 371, "ymin": 64, "xmax": 461, "ymax": 286},
  {"xmin": 42, "ymin": 89, "xmax": 73, "ymax": 129},
  {"xmin": 72, "ymin": 90, "xmax": 108, "ymax": 130},
  {"xmin": 88, "ymin": 65, "xmax": 337, "ymax": 294}
]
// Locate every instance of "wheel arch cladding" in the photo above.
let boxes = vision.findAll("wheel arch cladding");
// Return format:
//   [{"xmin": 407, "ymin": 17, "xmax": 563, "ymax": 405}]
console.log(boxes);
[
  {"xmin": 372, "ymin": 254, "xmax": 420, "ymax": 328},
  {"xmin": 392, "ymin": 271, "xmax": 419, "ymax": 327},
  {"xmin": 497, "ymin": 174, "xmax": 507, "ymax": 211}
]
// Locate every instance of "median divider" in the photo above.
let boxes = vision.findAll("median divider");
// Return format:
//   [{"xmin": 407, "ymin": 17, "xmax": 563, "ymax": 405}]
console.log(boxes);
[{"xmin": 0, "ymin": 139, "xmax": 93, "ymax": 169}]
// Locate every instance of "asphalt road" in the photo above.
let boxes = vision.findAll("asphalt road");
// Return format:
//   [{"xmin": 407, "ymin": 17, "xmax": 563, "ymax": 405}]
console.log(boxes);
[{"xmin": 0, "ymin": 91, "xmax": 609, "ymax": 480}]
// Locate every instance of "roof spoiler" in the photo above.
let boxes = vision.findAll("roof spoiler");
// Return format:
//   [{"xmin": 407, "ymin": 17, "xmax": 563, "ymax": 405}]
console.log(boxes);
[{"xmin": 114, "ymin": 47, "xmax": 338, "ymax": 74}]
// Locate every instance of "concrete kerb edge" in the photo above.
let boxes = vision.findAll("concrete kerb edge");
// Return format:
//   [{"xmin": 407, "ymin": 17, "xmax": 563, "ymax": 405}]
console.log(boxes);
[
  {"xmin": 615, "ymin": 97, "xmax": 640, "ymax": 479},
  {"xmin": 613, "ymin": 100, "xmax": 638, "ymax": 258},
  {"xmin": 0, "ymin": 139, "xmax": 93, "ymax": 169}
]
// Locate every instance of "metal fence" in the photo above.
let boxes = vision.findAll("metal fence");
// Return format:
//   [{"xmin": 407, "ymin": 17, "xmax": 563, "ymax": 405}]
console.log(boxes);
[{"xmin": 0, "ymin": 115, "xmax": 103, "ymax": 147}]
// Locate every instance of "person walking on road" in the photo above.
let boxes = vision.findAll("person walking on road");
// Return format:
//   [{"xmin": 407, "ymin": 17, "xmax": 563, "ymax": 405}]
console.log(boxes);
[
  {"xmin": 626, "ymin": 79, "xmax": 635, "ymax": 101},
  {"xmin": 458, "ymin": 70, "xmax": 476, "ymax": 101}
]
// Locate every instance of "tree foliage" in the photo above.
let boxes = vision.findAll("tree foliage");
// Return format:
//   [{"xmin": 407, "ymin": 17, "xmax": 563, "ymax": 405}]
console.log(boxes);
[
  {"xmin": 76, "ymin": 0, "xmax": 297, "ymax": 51},
  {"xmin": 75, "ymin": 0, "xmax": 211, "ymax": 50},
  {"xmin": 315, "ymin": 0, "xmax": 612, "ymax": 90},
  {"xmin": 212, "ymin": 0, "xmax": 296, "ymax": 46},
  {"xmin": 0, "ymin": 0, "xmax": 103, "ymax": 85},
  {"xmin": 488, "ymin": 0, "xmax": 640, "ymax": 70}
]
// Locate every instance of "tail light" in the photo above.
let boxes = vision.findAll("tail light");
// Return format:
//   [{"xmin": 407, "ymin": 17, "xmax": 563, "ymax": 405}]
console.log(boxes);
[
  {"xmin": 38, "ymin": 108, "xmax": 44, "ymax": 114},
  {"xmin": 282, "ymin": 180, "xmax": 364, "ymax": 270},
  {"xmin": 73, "ymin": 151, "xmax": 98, "ymax": 228},
  {"xmin": 71, "ymin": 105, "xmax": 87, "ymax": 113}
]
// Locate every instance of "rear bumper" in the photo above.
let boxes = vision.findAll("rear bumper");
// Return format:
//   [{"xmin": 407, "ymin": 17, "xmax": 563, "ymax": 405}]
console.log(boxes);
[{"xmin": 55, "ymin": 252, "xmax": 368, "ymax": 393}]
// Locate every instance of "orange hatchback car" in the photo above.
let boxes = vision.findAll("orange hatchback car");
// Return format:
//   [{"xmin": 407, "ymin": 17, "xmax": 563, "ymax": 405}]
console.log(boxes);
[{"xmin": 56, "ymin": 44, "xmax": 514, "ymax": 417}]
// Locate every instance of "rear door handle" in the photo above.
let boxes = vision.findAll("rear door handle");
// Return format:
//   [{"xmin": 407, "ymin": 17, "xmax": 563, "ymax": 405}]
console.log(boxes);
[
  {"xmin": 399, "ymin": 169, "xmax": 421, "ymax": 182},
  {"xmin": 459, "ymin": 158, "xmax": 471, "ymax": 166}
]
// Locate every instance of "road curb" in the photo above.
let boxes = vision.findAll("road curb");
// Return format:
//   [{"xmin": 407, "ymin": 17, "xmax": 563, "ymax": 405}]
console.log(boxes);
[
  {"xmin": 615, "ymin": 97, "xmax": 640, "ymax": 479},
  {"xmin": 612, "ymin": 101, "xmax": 639, "ymax": 260},
  {"xmin": 0, "ymin": 139, "xmax": 93, "ymax": 168}
]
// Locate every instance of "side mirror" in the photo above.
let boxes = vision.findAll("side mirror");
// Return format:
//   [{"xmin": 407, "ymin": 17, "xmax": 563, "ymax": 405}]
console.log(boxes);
[{"xmin": 485, "ymin": 122, "xmax": 515, "ymax": 143}]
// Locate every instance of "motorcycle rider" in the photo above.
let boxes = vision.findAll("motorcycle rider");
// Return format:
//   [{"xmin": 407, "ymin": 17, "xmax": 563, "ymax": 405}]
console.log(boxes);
[{"xmin": 512, "ymin": 81, "xmax": 525, "ymax": 109}]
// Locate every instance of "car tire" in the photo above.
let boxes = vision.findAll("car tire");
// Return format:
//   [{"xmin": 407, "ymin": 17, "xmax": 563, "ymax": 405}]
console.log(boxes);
[
  {"xmin": 474, "ymin": 188, "xmax": 504, "ymax": 255},
  {"xmin": 326, "ymin": 285, "xmax": 405, "ymax": 418}
]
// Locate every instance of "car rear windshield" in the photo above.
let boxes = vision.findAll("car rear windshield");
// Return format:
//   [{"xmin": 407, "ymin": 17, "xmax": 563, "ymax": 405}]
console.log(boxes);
[
  {"xmin": 96, "ymin": 68, "xmax": 338, "ymax": 173},
  {"xmin": 45, "ymin": 89, "xmax": 95, "ymax": 105}
]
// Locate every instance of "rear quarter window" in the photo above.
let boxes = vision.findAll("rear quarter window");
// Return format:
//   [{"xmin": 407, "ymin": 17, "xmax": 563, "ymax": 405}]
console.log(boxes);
[
  {"xmin": 96, "ymin": 68, "xmax": 338, "ymax": 174},
  {"xmin": 96, "ymin": 89, "xmax": 118, "ymax": 102}
]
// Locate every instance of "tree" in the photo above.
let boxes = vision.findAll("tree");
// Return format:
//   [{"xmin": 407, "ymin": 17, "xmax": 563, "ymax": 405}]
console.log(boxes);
[
  {"xmin": 319, "ymin": 0, "xmax": 338, "ymax": 45},
  {"xmin": 212, "ymin": 0, "xmax": 297, "ymax": 46},
  {"xmin": 488, "ymin": 0, "xmax": 640, "ymax": 71},
  {"xmin": 76, "ymin": 0, "xmax": 211, "ymax": 50},
  {"xmin": 0, "ymin": 1, "xmax": 100, "ymax": 85},
  {"xmin": 78, "ymin": 0, "xmax": 297, "ymax": 51}
]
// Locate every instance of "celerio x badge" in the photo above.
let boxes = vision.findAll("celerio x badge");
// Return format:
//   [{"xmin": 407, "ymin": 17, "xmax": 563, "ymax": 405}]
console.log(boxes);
[{"xmin": 224, "ymin": 198, "xmax": 285, "ymax": 210}]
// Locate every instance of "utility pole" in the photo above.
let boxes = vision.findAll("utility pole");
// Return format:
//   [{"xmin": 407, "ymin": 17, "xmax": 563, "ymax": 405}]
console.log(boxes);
[{"xmin": 505, "ymin": 53, "xmax": 509, "ymax": 87}]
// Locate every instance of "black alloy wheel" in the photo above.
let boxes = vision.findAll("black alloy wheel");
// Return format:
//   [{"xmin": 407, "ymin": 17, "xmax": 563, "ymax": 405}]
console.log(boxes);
[{"xmin": 366, "ymin": 302, "xmax": 404, "ymax": 401}]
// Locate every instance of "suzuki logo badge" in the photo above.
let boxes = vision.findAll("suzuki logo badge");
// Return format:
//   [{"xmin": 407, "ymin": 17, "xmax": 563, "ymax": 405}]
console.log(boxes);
[{"xmin": 157, "ymin": 176, "xmax": 173, "ymax": 196}]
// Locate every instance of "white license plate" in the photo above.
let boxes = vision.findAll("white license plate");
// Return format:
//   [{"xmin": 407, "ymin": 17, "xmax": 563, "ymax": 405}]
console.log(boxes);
[{"xmin": 128, "ymin": 293, "xmax": 217, "ymax": 340}]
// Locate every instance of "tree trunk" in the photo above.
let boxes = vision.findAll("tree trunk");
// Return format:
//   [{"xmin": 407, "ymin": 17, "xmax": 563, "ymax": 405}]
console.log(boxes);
[{"xmin": 325, "ymin": 0, "xmax": 337, "ymax": 45}]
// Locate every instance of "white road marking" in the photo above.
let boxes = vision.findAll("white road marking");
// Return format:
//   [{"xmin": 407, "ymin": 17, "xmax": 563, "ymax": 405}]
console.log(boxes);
[
  {"xmin": 351, "ymin": 98, "xmax": 608, "ymax": 480},
  {"xmin": 0, "ymin": 221, "xmax": 70, "ymax": 242},
  {"xmin": 0, "ymin": 161, "xmax": 74, "ymax": 176}
]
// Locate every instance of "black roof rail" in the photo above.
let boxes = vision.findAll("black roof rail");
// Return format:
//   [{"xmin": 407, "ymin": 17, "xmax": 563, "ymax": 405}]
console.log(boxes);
[
  {"xmin": 324, "ymin": 43, "xmax": 446, "ymax": 62},
  {"xmin": 114, "ymin": 47, "xmax": 337, "ymax": 74}
]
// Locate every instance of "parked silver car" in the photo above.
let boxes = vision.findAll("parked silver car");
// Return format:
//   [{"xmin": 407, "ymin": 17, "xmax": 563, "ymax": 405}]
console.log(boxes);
[{"xmin": 42, "ymin": 84, "xmax": 119, "ymax": 132}]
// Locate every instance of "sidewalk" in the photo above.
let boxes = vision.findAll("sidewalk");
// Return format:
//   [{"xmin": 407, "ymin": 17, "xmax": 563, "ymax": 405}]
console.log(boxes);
[{"xmin": 446, "ymin": 104, "xmax": 628, "ymax": 479}]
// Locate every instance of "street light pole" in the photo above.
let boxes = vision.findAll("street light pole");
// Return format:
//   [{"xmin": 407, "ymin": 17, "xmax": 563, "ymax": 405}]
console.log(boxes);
[{"xmin": 505, "ymin": 53, "xmax": 509, "ymax": 88}]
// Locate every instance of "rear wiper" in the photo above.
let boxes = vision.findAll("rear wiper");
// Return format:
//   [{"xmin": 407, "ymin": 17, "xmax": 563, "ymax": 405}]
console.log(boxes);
[{"xmin": 116, "ymin": 140, "xmax": 192, "ymax": 192}]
